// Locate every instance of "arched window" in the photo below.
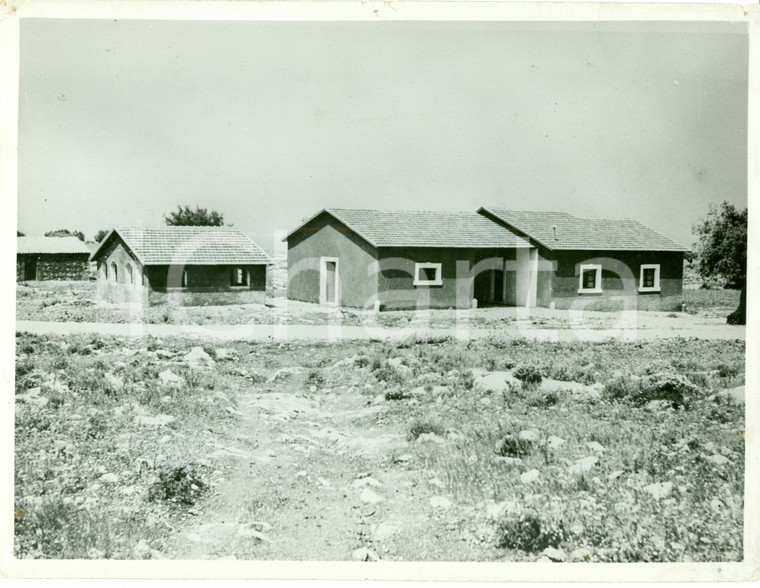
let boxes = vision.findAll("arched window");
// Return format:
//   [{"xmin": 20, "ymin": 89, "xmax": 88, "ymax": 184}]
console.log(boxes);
[
  {"xmin": 110, "ymin": 262, "xmax": 118, "ymax": 282},
  {"xmin": 231, "ymin": 267, "xmax": 248, "ymax": 287},
  {"xmin": 127, "ymin": 264, "xmax": 133, "ymax": 284},
  {"xmin": 102, "ymin": 263, "xmax": 108, "ymax": 281}
]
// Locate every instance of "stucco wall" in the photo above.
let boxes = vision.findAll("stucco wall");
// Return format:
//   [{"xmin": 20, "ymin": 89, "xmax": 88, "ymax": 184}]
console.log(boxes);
[
  {"xmin": 287, "ymin": 212, "xmax": 378, "ymax": 308},
  {"xmin": 17, "ymin": 254, "xmax": 90, "ymax": 281},
  {"xmin": 94, "ymin": 237, "xmax": 149, "ymax": 303}
]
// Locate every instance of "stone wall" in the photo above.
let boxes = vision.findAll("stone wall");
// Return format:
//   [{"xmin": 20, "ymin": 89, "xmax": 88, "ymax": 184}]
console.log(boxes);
[{"xmin": 17, "ymin": 254, "xmax": 90, "ymax": 281}]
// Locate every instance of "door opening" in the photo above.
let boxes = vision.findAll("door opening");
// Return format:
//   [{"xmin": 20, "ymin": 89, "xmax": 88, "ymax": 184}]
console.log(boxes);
[{"xmin": 320, "ymin": 257, "xmax": 339, "ymax": 305}]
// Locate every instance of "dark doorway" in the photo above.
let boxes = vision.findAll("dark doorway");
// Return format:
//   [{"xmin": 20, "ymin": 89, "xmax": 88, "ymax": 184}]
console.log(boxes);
[
  {"xmin": 24, "ymin": 259, "xmax": 37, "ymax": 281},
  {"xmin": 324, "ymin": 261, "xmax": 337, "ymax": 304},
  {"xmin": 493, "ymin": 269, "xmax": 504, "ymax": 303}
]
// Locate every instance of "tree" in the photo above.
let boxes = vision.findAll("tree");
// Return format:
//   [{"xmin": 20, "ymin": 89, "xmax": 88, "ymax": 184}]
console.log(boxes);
[
  {"xmin": 164, "ymin": 205, "xmax": 224, "ymax": 227},
  {"xmin": 94, "ymin": 230, "xmax": 109, "ymax": 243},
  {"xmin": 45, "ymin": 229, "xmax": 85, "ymax": 241},
  {"xmin": 692, "ymin": 201, "xmax": 747, "ymax": 325}
]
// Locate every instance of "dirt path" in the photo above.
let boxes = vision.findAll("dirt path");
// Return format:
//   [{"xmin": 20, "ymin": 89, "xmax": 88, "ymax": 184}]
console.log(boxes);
[
  {"xmin": 163, "ymin": 385, "xmax": 491, "ymax": 561},
  {"xmin": 15, "ymin": 319, "xmax": 745, "ymax": 341}
]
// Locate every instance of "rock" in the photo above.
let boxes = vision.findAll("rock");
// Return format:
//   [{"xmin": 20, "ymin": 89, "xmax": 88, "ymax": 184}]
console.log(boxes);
[
  {"xmin": 706, "ymin": 454, "xmax": 730, "ymax": 466},
  {"xmin": 158, "ymin": 369, "xmax": 184, "ymax": 388},
  {"xmin": 372, "ymin": 394, "xmax": 386, "ymax": 405},
  {"xmin": 105, "ymin": 373, "xmax": 124, "ymax": 391},
  {"xmin": 570, "ymin": 548, "xmax": 592, "ymax": 562},
  {"xmin": 359, "ymin": 489, "xmax": 384, "ymax": 504},
  {"xmin": 184, "ymin": 346, "xmax": 215, "ymax": 368},
  {"xmin": 429, "ymin": 496, "xmax": 452, "ymax": 510},
  {"xmin": 214, "ymin": 348, "xmax": 237, "ymax": 360},
  {"xmin": 473, "ymin": 371, "xmax": 521, "ymax": 394},
  {"xmin": 133, "ymin": 540, "xmax": 153, "ymax": 559},
  {"xmin": 543, "ymin": 546, "xmax": 566, "ymax": 562},
  {"xmin": 417, "ymin": 432, "xmax": 445, "ymax": 445},
  {"xmin": 719, "ymin": 385, "xmax": 745, "ymax": 405},
  {"xmin": 352, "ymin": 547, "xmax": 380, "ymax": 562},
  {"xmin": 643, "ymin": 481, "xmax": 673, "ymax": 500},
  {"xmin": 546, "ymin": 436, "xmax": 565, "ymax": 450},
  {"xmin": 518, "ymin": 430, "xmax": 540, "ymax": 442},
  {"xmin": 568, "ymin": 456, "xmax": 598, "ymax": 475},
  {"xmin": 536, "ymin": 556, "xmax": 552, "ymax": 563},
  {"xmin": 100, "ymin": 473, "xmax": 119, "ymax": 484},
  {"xmin": 409, "ymin": 386, "xmax": 428, "ymax": 397},
  {"xmin": 394, "ymin": 454, "xmax": 414, "ymax": 464},
  {"xmin": 374, "ymin": 523, "xmax": 398, "ymax": 541},
  {"xmin": 480, "ymin": 397, "xmax": 492, "ymax": 406},
  {"xmin": 428, "ymin": 478, "xmax": 446, "ymax": 489},
  {"xmin": 387, "ymin": 357, "xmax": 406, "ymax": 369},
  {"xmin": 608, "ymin": 470, "xmax": 624, "ymax": 481},
  {"xmin": 645, "ymin": 399, "xmax": 672, "ymax": 411},
  {"xmin": 137, "ymin": 414, "xmax": 175, "ymax": 427},
  {"xmin": 520, "ymin": 469, "xmax": 540, "ymax": 484},
  {"xmin": 586, "ymin": 441, "xmax": 606, "ymax": 453},
  {"xmin": 353, "ymin": 477, "xmax": 383, "ymax": 489}
]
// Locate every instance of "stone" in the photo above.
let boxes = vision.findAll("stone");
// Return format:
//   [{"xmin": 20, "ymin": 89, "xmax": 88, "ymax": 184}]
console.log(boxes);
[
  {"xmin": 417, "ymin": 433, "xmax": 445, "ymax": 445},
  {"xmin": 706, "ymin": 454, "xmax": 730, "ymax": 466},
  {"xmin": 409, "ymin": 386, "xmax": 428, "ymax": 397},
  {"xmin": 643, "ymin": 481, "xmax": 673, "ymax": 500},
  {"xmin": 100, "ymin": 473, "xmax": 119, "ymax": 484},
  {"xmin": 543, "ymin": 546, "xmax": 566, "ymax": 562},
  {"xmin": 480, "ymin": 397, "xmax": 492, "ymax": 406},
  {"xmin": 360, "ymin": 489, "xmax": 384, "ymax": 504},
  {"xmin": 546, "ymin": 436, "xmax": 565, "ymax": 450},
  {"xmin": 372, "ymin": 394, "xmax": 386, "ymax": 405},
  {"xmin": 184, "ymin": 346, "xmax": 215, "ymax": 367},
  {"xmin": 586, "ymin": 441, "xmax": 606, "ymax": 453},
  {"xmin": 374, "ymin": 523, "xmax": 398, "ymax": 541},
  {"xmin": 473, "ymin": 371, "xmax": 521, "ymax": 394},
  {"xmin": 394, "ymin": 454, "xmax": 414, "ymax": 464},
  {"xmin": 352, "ymin": 547, "xmax": 380, "ymax": 562},
  {"xmin": 158, "ymin": 369, "xmax": 184, "ymax": 388},
  {"xmin": 520, "ymin": 469, "xmax": 540, "ymax": 484},
  {"xmin": 137, "ymin": 414, "xmax": 175, "ymax": 427},
  {"xmin": 569, "ymin": 456, "xmax": 598, "ymax": 475},
  {"xmin": 429, "ymin": 496, "xmax": 452, "ymax": 510},
  {"xmin": 214, "ymin": 348, "xmax": 237, "ymax": 360},
  {"xmin": 518, "ymin": 429, "xmax": 540, "ymax": 442},
  {"xmin": 353, "ymin": 477, "xmax": 383, "ymax": 489},
  {"xmin": 105, "ymin": 373, "xmax": 124, "ymax": 391}
]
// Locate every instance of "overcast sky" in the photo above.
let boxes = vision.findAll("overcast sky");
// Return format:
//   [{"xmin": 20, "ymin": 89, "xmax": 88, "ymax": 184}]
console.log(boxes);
[{"xmin": 18, "ymin": 19, "xmax": 748, "ymax": 252}]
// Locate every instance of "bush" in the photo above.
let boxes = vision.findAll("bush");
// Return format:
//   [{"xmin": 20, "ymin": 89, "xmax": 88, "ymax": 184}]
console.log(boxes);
[
  {"xmin": 372, "ymin": 367, "xmax": 406, "ymax": 386},
  {"xmin": 407, "ymin": 419, "xmax": 445, "ymax": 441},
  {"xmin": 494, "ymin": 434, "xmax": 533, "ymax": 457},
  {"xmin": 512, "ymin": 365, "xmax": 543, "ymax": 388},
  {"xmin": 495, "ymin": 511, "xmax": 565, "ymax": 553},
  {"xmin": 304, "ymin": 369, "xmax": 325, "ymax": 389},
  {"xmin": 148, "ymin": 465, "xmax": 208, "ymax": 506},
  {"xmin": 385, "ymin": 389, "xmax": 409, "ymax": 401},
  {"xmin": 604, "ymin": 372, "xmax": 700, "ymax": 408}
]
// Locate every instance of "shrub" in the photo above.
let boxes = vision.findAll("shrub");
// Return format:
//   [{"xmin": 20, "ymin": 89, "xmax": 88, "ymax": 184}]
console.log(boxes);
[
  {"xmin": 512, "ymin": 365, "xmax": 543, "ymax": 388},
  {"xmin": 148, "ymin": 465, "xmax": 208, "ymax": 506},
  {"xmin": 372, "ymin": 367, "xmax": 406, "ymax": 386},
  {"xmin": 527, "ymin": 390, "xmax": 560, "ymax": 409},
  {"xmin": 355, "ymin": 356, "xmax": 370, "ymax": 368},
  {"xmin": 605, "ymin": 373, "xmax": 699, "ymax": 408},
  {"xmin": 407, "ymin": 419, "xmax": 445, "ymax": 441},
  {"xmin": 385, "ymin": 389, "xmax": 409, "ymax": 401},
  {"xmin": 494, "ymin": 434, "xmax": 533, "ymax": 457},
  {"xmin": 304, "ymin": 369, "xmax": 325, "ymax": 389},
  {"xmin": 495, "ymin": 510, "xmax": 565, "ymax": 553}
]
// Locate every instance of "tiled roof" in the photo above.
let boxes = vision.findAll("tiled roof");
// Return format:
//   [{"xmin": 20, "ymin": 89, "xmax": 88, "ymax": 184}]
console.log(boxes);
[
  {"xmin": 480, "ymin": 208, "xmax": 690, "ymax": 252},
  {"xmin": 91, "ymin": 227, "xmax": 272, "ymax": 265},
  {"xmin": 288, "ymin": 208, "xmax": 531, "ymax": 248},
  {"xmin": 17, "ymin": 236, "xmax": 91, "ymax": 255}
]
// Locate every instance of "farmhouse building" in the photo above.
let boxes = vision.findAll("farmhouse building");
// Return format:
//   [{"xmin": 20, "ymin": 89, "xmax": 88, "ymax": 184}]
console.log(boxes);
[
  {"xmin": 90, "ymin": 227, "xmax": 272, "ymax": 306},
  {"xmin": 17, "ymin": 237, "xmax": 91, "ymax": 281},
  {"xmin": 284, "ymin": 207, "xmax": 689, "ymax": 311}
]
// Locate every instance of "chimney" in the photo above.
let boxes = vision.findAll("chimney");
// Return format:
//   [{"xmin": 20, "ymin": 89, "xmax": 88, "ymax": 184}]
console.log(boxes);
[{"xmin": 551, "ymin": 225, "xmax": 558, "ymax": 240}]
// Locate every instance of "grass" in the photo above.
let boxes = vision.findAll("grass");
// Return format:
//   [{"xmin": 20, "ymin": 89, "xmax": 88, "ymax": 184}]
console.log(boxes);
[
  {"xmin": 15, "ymin": 331, "xmax": 745, "ymax": 562},
  {"xmin": 682, "ymin": 288, "xmax": 741, "ymax": 312}
]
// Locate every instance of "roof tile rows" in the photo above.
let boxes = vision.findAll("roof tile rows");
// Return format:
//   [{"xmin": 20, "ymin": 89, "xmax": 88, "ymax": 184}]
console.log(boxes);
[
  {"xmin": 311, "ymin": 208, "xmax": 532, "ymax": 248},
  {"xmin": 17, "ymin": 236, "xmax": 92, "ymax": 255},
  {"xmin": 481, "ymin": 208, "xmax": 690, "ymax": 252},
  {"xmin": 93, "ymin": 227, "xmax": 272, "ymax": 266}
]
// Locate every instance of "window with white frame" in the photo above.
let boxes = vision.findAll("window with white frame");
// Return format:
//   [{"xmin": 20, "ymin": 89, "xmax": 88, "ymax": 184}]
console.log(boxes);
[
  {"xmin": 231, "ymin": 267, "xmax": 249, "ymax": 287},
  {"xmin": 578, "ymin": 264, "xmax": 602, "ymax": 294},
  {"xmin": 413, "ymin": 262, "xmax": 443, "ymax": 287},
  {"xmin": 639, "ymin": 264, "xmax": 661, "ymax": 292}
]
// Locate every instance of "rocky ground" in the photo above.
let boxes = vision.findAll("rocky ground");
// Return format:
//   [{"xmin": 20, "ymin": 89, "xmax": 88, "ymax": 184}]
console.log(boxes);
[{"xmin": 14, "ymin": 332, "xmax": 745, "ymax": 562}]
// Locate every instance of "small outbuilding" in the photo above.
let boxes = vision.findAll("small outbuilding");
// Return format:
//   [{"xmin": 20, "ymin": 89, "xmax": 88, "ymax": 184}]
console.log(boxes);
[
  {"xmin": 90, "ymin": 226, "xmax": 272, "ymax": 306},
  {"xmin": 17, "ymin": 237, "xmax": 91, "ymax": 281}
]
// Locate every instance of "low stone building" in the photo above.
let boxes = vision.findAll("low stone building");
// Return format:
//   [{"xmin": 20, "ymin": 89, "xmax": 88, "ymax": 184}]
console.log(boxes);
[
  {"xmin": 17, "ymin": 237, "xmax": 91, "ymax": 281},
  {"xmin": 90, "ymin": 227, "xmax": 273, "ymax": 306}
]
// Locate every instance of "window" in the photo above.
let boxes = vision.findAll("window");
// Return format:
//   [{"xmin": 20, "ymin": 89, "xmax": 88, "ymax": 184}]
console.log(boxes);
[
  {"xmin": 127, "ymin": 264, "xmax": 134, "ymax": 284},
  {"xmin": 231, "ymin": 267, "xmax": 249, "ymax": 287},
  {"xmin": 110, "ymin": 262, "xmax": 118, "ymax": 282},
  {"xmin": 639, "ymin": 264, "xmax": 661, "ymax": 292},
  {"xmin": 413, "ymin": 262, "xmax": 442, "ymax": 287},
  {"xmin": 578, "ymin": 264, "xmax": 602, "ymax": 294},
  {"xmin": 181, "ymin": 270, "xmax": 188, "ymax": 288}
]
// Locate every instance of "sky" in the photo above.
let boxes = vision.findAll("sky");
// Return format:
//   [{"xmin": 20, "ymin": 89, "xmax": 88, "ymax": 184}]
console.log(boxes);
[{"xmin": 17, "ymin": 19, "xmax": 748, "ymax": 253}]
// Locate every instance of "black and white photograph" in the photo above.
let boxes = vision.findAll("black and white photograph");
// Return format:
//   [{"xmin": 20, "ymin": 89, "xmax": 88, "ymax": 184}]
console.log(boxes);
[{"xmin": 1, "ymin": 1, "xmax": 757, "ymax": 581}]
